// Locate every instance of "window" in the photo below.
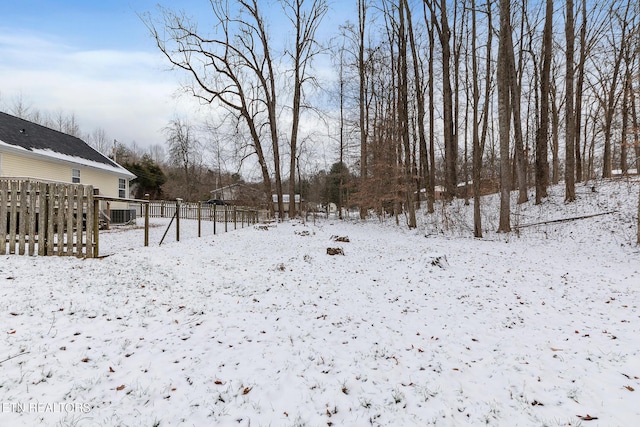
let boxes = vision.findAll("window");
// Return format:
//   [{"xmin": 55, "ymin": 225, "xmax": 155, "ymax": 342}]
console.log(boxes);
[
  {"xmin": 118, "ymin": 178, "xmax": 126, "ymax": 198},
  {"xmin": 72, "ymin": 169, "xmax": 80, "ymax": 183}
]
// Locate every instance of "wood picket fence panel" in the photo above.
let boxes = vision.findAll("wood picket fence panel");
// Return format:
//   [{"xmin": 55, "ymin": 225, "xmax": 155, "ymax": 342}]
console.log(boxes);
[{"xmin": 1, "ymin": 179, "xmax": 95, "ymax": 257}]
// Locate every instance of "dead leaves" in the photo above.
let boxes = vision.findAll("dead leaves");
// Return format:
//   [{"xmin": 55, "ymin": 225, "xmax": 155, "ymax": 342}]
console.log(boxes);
[
  {"xmin": 116, "ymin": 384, "xmax": 125, "ymax": 391},
  {"xmin": 577, "ymin": 414, "xmax": 598, "ymax": 421},
  {"xmin": 326, "ymin": 247, "xmax": 344, "ymax": 256}
]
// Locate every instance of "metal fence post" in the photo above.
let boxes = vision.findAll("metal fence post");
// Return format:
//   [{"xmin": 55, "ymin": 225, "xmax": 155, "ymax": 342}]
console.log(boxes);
[
  {"xmin": 198, "ymin": 202, "xmax": 201, "ymax": 237},
  {"xmin": 176, "ymin": 198, "xmax": 182, "ymax": 242}
]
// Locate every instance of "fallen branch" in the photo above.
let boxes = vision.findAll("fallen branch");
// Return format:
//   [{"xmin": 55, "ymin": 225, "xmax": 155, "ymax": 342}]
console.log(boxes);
[
  {"xmin": 515, "ymin": 211, "xmax": 618, "ymax": 230},
  {"xmin": 0, "ymin": 351, "xmax": 30, "ymax": 365}
]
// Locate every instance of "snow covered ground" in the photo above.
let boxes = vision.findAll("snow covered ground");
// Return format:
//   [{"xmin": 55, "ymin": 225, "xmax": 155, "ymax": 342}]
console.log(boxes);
[{"xmin": 1, "ymin": 178, "xmax": 639, "ymax": 426}]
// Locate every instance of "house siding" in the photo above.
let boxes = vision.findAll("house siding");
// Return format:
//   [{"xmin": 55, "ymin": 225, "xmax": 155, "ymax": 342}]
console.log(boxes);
[{"xmin": 0, "ymin": 151, "xmax": 129, "ymax": 208}]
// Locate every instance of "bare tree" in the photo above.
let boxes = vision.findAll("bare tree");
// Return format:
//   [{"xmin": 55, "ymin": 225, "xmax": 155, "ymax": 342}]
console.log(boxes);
[
  {"xmin": 165, "ymin": 117, "xmax": 201, "ymax": 201},
  {"xmin": 143, "ymin": 1, "xmax": 282, "ymax": 214},
  {"xmin": 398, "ymin": 0, "xmax": 416, "ymax": 228},
  {"xmin": 565, "ymin": 0, "xmax": 576, "ymax": 202},
  {"xmin": 470, "ymin": 0, "xmax": 492, "ymax": 237},
  {"xmin": 425, "ymin": 0, "xmax": 457, "ymax": 199},
  {"xmin": 535, "ymin": 0, "xmax": 552, "ymax": 204},
  {"xmin": 599, "ymin": 2, "xmax": 629, "ymax": 179},
  {"xmin": 283, "ymin": 0, "xmax": 328, "ymax": 218},
  {"xmin": 358, "ymin": 0, "xmax": 370, "ymax": 219},
  {"xmin": 406, "ymin": 0, "xmax": 432, "ymax": 214},
  {"xmin": 86, "ymin": 128, "xmax": 112, "ymax": 156},
  {"xmin": 505, "ymin": 3, "xmax": 527, "ymax": 204}
]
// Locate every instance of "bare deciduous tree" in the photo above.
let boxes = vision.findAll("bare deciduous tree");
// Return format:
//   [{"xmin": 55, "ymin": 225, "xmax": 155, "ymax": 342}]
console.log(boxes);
[
  {"xmin": 143, "ymin": 1, "xmax": 280, "ymax": 214},
  {"xmin": 283, "ymin": 0, "xmax": 328, "ymax": 218},
  {"xmin": 164, "ymin": 117, "xmax": 201, "ymax": 201},
  {"xmin": 535, "ymin": 0, "xmax": 552, "ymax": 204}
]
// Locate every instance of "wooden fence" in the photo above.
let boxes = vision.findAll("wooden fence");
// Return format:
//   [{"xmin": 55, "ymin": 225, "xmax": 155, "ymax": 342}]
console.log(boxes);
[
  {"xmin": 132, "ymin": 200, "xmax": 259, "ymax": 234},
  {"xmin": 1, "ymin": 179, "xmax": 96, "ymax": 257}
]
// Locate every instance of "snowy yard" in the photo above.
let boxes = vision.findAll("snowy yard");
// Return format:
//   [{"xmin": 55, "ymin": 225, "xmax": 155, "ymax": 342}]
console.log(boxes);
[{"xmin": 1, "ymin": 179, "xmax": 639, "ymax": 426}]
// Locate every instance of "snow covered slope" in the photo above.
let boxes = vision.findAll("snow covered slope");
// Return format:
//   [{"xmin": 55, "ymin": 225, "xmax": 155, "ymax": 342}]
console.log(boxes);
[{"xmin": 1, "ymin": 178, "xmax": 638, "ymax": 426}]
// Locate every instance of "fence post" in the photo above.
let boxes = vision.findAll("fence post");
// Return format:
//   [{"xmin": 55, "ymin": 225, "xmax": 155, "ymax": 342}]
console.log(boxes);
[
  {"xmin": 176, "ymin": 198, "xmax": 182, "ymax": 242},
  {"xmin": 9, "ymin": 181, "xmax": 18, "ymax": 254},
  {"xmin": 93, "ymin": 188, "xmax": 100, "ymax": 258},
  {"xmin": 0, "ymin": 180, "xmax": 6, "ymax": 256},
  {"xmin": 234, "ymin": 206, "xmax": 237, "ymax": 230},
  {"xmin": 224, "ymin": 206, "xmax": 228, "ymax": 233},
  {"xmin": 198, "ymin": 202, "xmax": 202, "ymax": 238},
  {"xmin": 144, "ymin": 194, "xmax": 150, "ymax": 247}
]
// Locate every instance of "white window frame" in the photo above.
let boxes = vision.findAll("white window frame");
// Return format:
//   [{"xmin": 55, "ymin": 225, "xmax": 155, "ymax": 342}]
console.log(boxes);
[
  {"xmin": 72, "ymin": 168, "xmax": 81, "ymax": 183},
  {"xmin": 118, "ymin": 178, "xmax": 126, "ymax": 198}
]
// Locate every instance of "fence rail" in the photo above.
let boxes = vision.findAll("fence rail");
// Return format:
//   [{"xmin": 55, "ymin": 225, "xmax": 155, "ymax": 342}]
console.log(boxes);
[
  {"xmin": 131, "ymin": 200, "xmax": 259, "ymax": 233},
  {"xmin": 3, "ymin": 182, "xmax": 257, "ymax": 257},
  {"xmin": 1, "ymin": 178, "xmax": 96, "ymax": 257}
]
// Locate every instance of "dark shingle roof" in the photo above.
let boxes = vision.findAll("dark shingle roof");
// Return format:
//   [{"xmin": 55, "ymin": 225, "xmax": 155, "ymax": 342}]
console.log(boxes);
[{"xmin": 0, "ymin": 111, "xmax": 119, "ymax": 168}]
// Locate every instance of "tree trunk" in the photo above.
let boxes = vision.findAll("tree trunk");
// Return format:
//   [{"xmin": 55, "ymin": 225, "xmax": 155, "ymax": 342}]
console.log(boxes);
[
  {"xmin": 550, "ymin": 82, "xmax": 560, "ymax": 185},
  {"xmin": 407, "ymin": 1, "xmax": 430, "ymax": 216},
  {"xmin": 535, "ymin": 0, "xmax": 552, "ymax": 204},
  {"xmin": 565, "ymin": 0, "xmax": 576, "ymax": 202},
  {"xmin": 601, "ymin": 2, "xmax": 629, "ymax": 179},
  {"xmin": 399, "ymin": 0, "xmax": 416, "ymax": 228},
  {"xmin": 286, "ymin": 0, "xmax": 327, "ymax": 219},
  {"xmin": 471, "ymin": 0, "xmax": 482, "ymax": 237},
  {"xmin": 428, "ymin": 5, "xmax": 436, "ymax": 212},
  {"xmin": 637, "ymin": 183, "xmax": 640, "ymax": 244},
  {"xmin": 440, "ymin": 0, "xmax": 457, "ymax": 199},
  {"xmin": 505, "ymin": 15, "xmax": 528, "ymax": 204},
  {"xmin": 358, "ymin": 0, "xmax": 368, "ymax": 219},
  {"xmin": 574, "ymin": 0, "xmax": 587, "ymax": 182},
  {"xmin": 498, "ymin": 0, "xmax": 512, "ymax": 233}
]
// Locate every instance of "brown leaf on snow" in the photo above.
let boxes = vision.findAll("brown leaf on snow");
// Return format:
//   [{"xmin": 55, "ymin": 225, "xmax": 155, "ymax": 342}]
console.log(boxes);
[
  {"xmin": 624, "ymin": 385, "xmax": 635, "ymax": 392},
  {"xmin": 214, "ymin": 380, "xmax": 224, "ymax": 385},
  {"xmin": 109, "ymin": 367, "xmax": 115, "ymax": 373},
  {"xmin": 242, "ymin": 386, "xmax": 252, "ymax": 395},
  {"xmin": 7, "ymin": 330, "xmax": 16, "ymax": 334},
  {"xmin": 116, "ymin": 384, "xmax": 125, "ymax": 391},
  {"xmin": 550, "ymin": 347, "xmax": 563, "ymax": 352},
  {"xmin": 577, "ymin": 414, "xmax": 598, "ymax": 421}
]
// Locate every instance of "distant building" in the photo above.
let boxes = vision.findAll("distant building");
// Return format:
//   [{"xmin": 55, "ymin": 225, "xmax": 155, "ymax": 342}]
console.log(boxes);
[
  {"xmin": 210, "ymin": 183, "xmax": 265, "ymax": 206},
  {"xmin": 272, "ymin": 193, "xmax": 301, "ymax": 214}
]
